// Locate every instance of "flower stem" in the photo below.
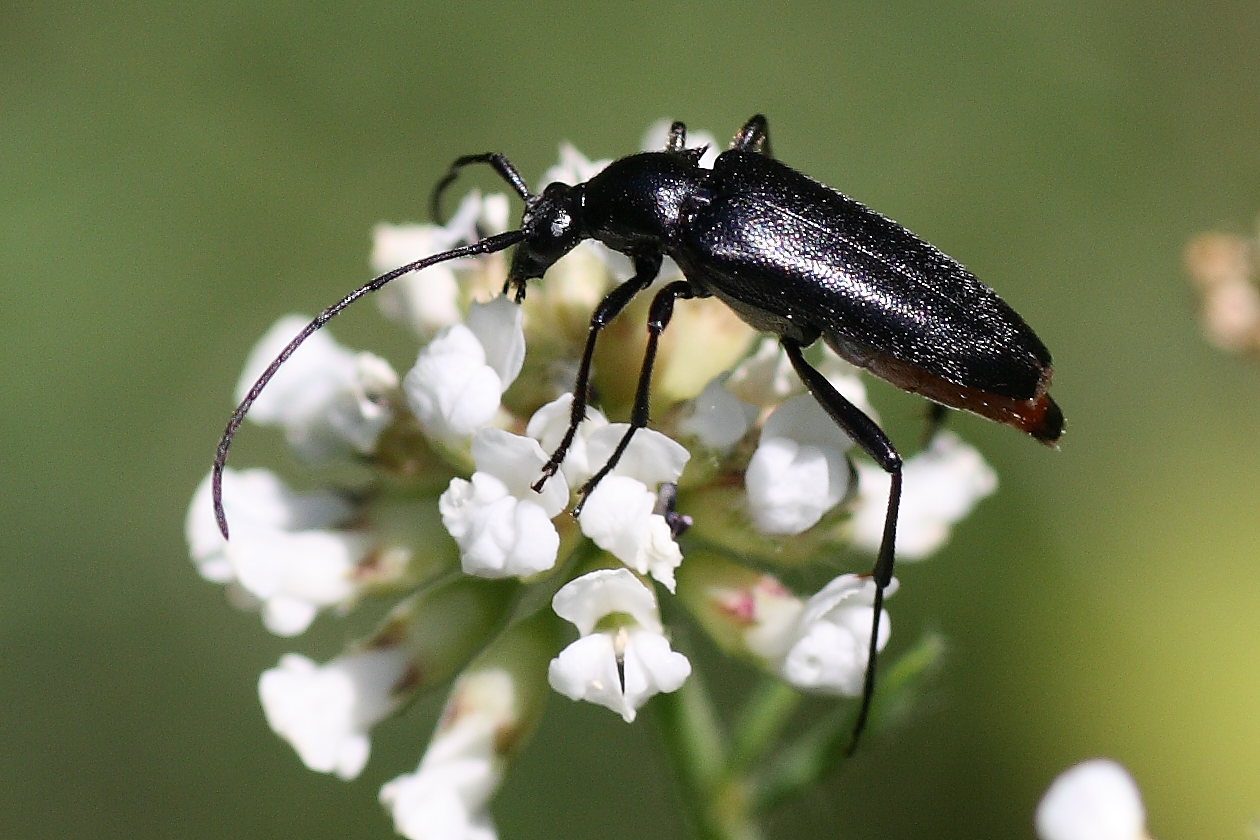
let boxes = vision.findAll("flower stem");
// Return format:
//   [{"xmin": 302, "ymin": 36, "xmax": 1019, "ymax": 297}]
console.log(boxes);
[
  {"xmin": 727, "ymin": 678, "xmax": 800, "ymax": 776},
  {"xmin": 654, "ymin": 667, "xmax": 765, "ymax": 840}
]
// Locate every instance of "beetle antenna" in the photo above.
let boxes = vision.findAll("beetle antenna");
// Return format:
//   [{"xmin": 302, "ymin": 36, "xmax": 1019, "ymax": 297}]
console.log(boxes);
[{"xmin": 211, "ymin": 228, "xmax": 527, "ymax": 540}]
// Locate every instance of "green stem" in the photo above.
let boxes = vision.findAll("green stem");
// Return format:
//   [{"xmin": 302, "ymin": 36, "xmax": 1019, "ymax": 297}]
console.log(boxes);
[
  {"xmin": 754, "ymin": 632, "xmax": 946, "ymax": 811},
  {"xmin": 654, "ymin": 668, "xmax": 765, "ymax": 840},
  {"xmin": 727, "ymin": 678, "xmax": 800, "ymax": 776}
]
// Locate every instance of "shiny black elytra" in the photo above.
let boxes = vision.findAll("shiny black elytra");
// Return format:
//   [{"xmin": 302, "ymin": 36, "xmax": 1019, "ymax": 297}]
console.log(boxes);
[{"xmin": 213, "ymin": 115, "xmax": 1063, "ymax": 753}]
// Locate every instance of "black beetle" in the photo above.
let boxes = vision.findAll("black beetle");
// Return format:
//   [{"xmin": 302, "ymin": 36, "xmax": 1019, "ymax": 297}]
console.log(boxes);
[{"xmin": 213, "ymin": 115, "xmax": 1062, "ymax": 752}]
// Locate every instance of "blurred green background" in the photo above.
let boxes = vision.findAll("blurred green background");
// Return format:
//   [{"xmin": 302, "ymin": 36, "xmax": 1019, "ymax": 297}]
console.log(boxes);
[{"xmin": 5, "ymin": 2, "xmax": 1258, "ymax": 837}]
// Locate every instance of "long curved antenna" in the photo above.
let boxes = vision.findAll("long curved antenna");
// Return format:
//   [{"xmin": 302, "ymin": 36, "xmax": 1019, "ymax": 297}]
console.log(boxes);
[
  {"xmin": 211, "ymin": 228, "xmax": 527, "ymax": 540},
  {"xmin": 430, "ymin": 153, "xmax": 532, "ymax": 224}
]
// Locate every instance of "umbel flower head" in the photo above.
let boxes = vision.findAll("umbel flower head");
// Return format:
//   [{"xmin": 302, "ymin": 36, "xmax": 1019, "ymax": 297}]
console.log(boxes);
[{"xmin": 186, "ymin": 121, "xmax": 998, "ymax": 839}]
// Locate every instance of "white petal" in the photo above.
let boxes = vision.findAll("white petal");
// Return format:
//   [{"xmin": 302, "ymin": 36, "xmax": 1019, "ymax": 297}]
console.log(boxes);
[
  {"xmin": 548, "ymin": 627, "xmax": 690, "ymax": 723},
  {"xmin": 585, "ymin": 424, "xmax": 690, "ymax": 487},
  {"xmin": 465, "ymin": 297, "xmax": 525, "ymax": 391},
  {"xmin": 187, "ymin": 469, "xmax": 365, "ymax": 635},
  {"xmin": 619, "ymin": 628, "xmax": 692, "ymax": 712},
  {"xmin": 234, "ymin": 315, "xmax": 349, "ymax": 426},
  {"xmin": 525, "ymin": 394, "xmax": 608, "ymax": 487},
  {"xmin": 725, "ymin": 338, "xmax": 799, "ymax": 406},
  {"xmin": 438, "ymin": 430, "xmax": 572, "ymax": 578},
  {"xmin": 578, "ymin": 477, "xmax": 681, "ymax": 591},
  {"xmin": 381, "ymin": 765, "xmax": 499, "ymax": 840},
  {"xmin": 228, "ymin": 529, "xmax": 367, "ymax": 636},
  {"xmin": 470, "ymin": 428, "xmax": 568, "ymax": 518},
  {"xmin": 780, "ymin": 575, "xmax": 895, "ymax": 697},
  {"xmin": 745, "ymin": 394, "xmax": 854, "ymax": 535},
  {"xmin": 438, "ymin": 474, "xmax": 560, "ymax": 579},
  {"xmin": 443, "ymin": 473, "xmax": 561, "ymax": 579},
  {"xmin": 548, "ymin": 633, "xmax": 631, "ymax": 718},
  {"xmin": 373, "ymin": 225, "xmax": 463, "ymax": 337},
  {"xmin": 678, "ymin": 375, "xmax": 757, "ymax": 451},
  {"xmin": 404, "ymin": 325, "xmax": 502, "ymax": 441},
  {"xmin": 313, "ymin": 352, "xmax": 399, "ymax": 454},
  {"xmin": 1036, "ymin": 759, "xmax": 1146, "ymax": 840},
  {"xmin": 233, "ymin": 317, "xmax": 397, "ymax": 462},
  {"xmin": 551, "ymin": 568, "xmax": 661, "ymax": 635},
  {"xmin": 371, "ymin": 192, "xmax": 503, "ymax": 340}
]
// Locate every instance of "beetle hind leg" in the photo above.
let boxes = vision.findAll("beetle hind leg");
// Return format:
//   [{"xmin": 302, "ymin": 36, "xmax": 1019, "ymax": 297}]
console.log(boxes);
[{"xmin": 782, "ymin": 339, "xmax": 902, "ymax": 754}]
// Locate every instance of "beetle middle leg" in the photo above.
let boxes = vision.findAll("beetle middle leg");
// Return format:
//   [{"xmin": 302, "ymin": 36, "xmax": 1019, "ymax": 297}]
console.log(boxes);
[
  {"xmin": 732, "ymin": 114, "xmax": 774, "ymax": 158},
  {"xmin": 782, "ymin": 338, "xmax": 902, "ymax": 753},
  {"xmin": 572, "ymin": 280, "xmax": 697, "ymax": 514},
  {"xmin": 533, "ymin": 254, "xmax": 664, "ymax": 492}
]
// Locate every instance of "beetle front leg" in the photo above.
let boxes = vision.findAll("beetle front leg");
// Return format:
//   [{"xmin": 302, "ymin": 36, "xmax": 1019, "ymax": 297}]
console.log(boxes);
[
  {"xmin": 573, "ymin": 280, "xmax": 696, "ymax": 515},
  {"xmin": 533, "ymin": 253, "xmax": 663, "ymax": 493},
  {"xmin": 429, "ymin": 152, "xmax": 532, "ymax": 224},
  {"xmin": 782, "ymin": 338, "xmax": 902, "ymax": 754}
]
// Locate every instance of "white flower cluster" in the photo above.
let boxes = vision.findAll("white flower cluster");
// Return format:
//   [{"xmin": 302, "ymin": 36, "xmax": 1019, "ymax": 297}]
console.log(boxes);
[{"xmin": 186, "ymin": 125, "xmax": 1000, "ymax": 840}]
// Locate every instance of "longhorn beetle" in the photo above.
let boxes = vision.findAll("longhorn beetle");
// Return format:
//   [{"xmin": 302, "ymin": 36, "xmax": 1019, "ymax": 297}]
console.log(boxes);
[{"xmin": 213, "ymin": 115, "xmax": 1063, "ymax": 752}]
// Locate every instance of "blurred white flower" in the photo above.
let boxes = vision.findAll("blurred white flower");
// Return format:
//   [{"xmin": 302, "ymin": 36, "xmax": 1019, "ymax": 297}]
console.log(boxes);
[
  {"xmin": 1036, "ymin": 759, "xmax": 1148, "ymax": 840},
  {"xmin": 745, "ymin": 393, "xmax": 855, "ymax": 535},
  {"xmin": 548, "ymin": 569, "xmax": 691, "ymax": 721},
  {"xmin": 235, "ymin": 315, "xmax": 398, "ymax": 462},
  {"xmin": 372, "ymin": 191, "xmax": 510, "ymax": 339},
  {"xmin": 259, "ymin": 649, "xmax": 410, "ymax": 780},
  {"xmin": 850, "ymin": 430, "xmax": 997, "ymax": 559},
  {"xmin": 187, "ymin": 468, "xmax": 368, "ymax": 636},
  {"xmin": 725, "ymin": 338, "xmax": 800, "ymax": 407},
  {"xmin": 404, "ymin": 296, "xmax": 524, "ymax": 442},
  {"xmin": 778, "ymin": 574, "xmax": 896, "ymax": 697},
  {"xmin": 678, "ymin": 374, "xmax": 758, "ymax": 452},
  {"xmin": 380, "ymin": 669, "xmax": 521, "ymax": 840}
]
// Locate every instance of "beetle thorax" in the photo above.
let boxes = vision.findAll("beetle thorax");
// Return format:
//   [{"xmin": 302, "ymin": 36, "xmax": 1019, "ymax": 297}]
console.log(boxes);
[{"xmin": 581, "ymin": 151, "xmax": 706, "ymax": 253}]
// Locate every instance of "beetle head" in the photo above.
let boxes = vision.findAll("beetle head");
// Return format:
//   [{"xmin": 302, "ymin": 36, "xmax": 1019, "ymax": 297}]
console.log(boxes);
[{"xmin": 506, "ymin": 182, "xmax": 586, "ymax": 300}]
